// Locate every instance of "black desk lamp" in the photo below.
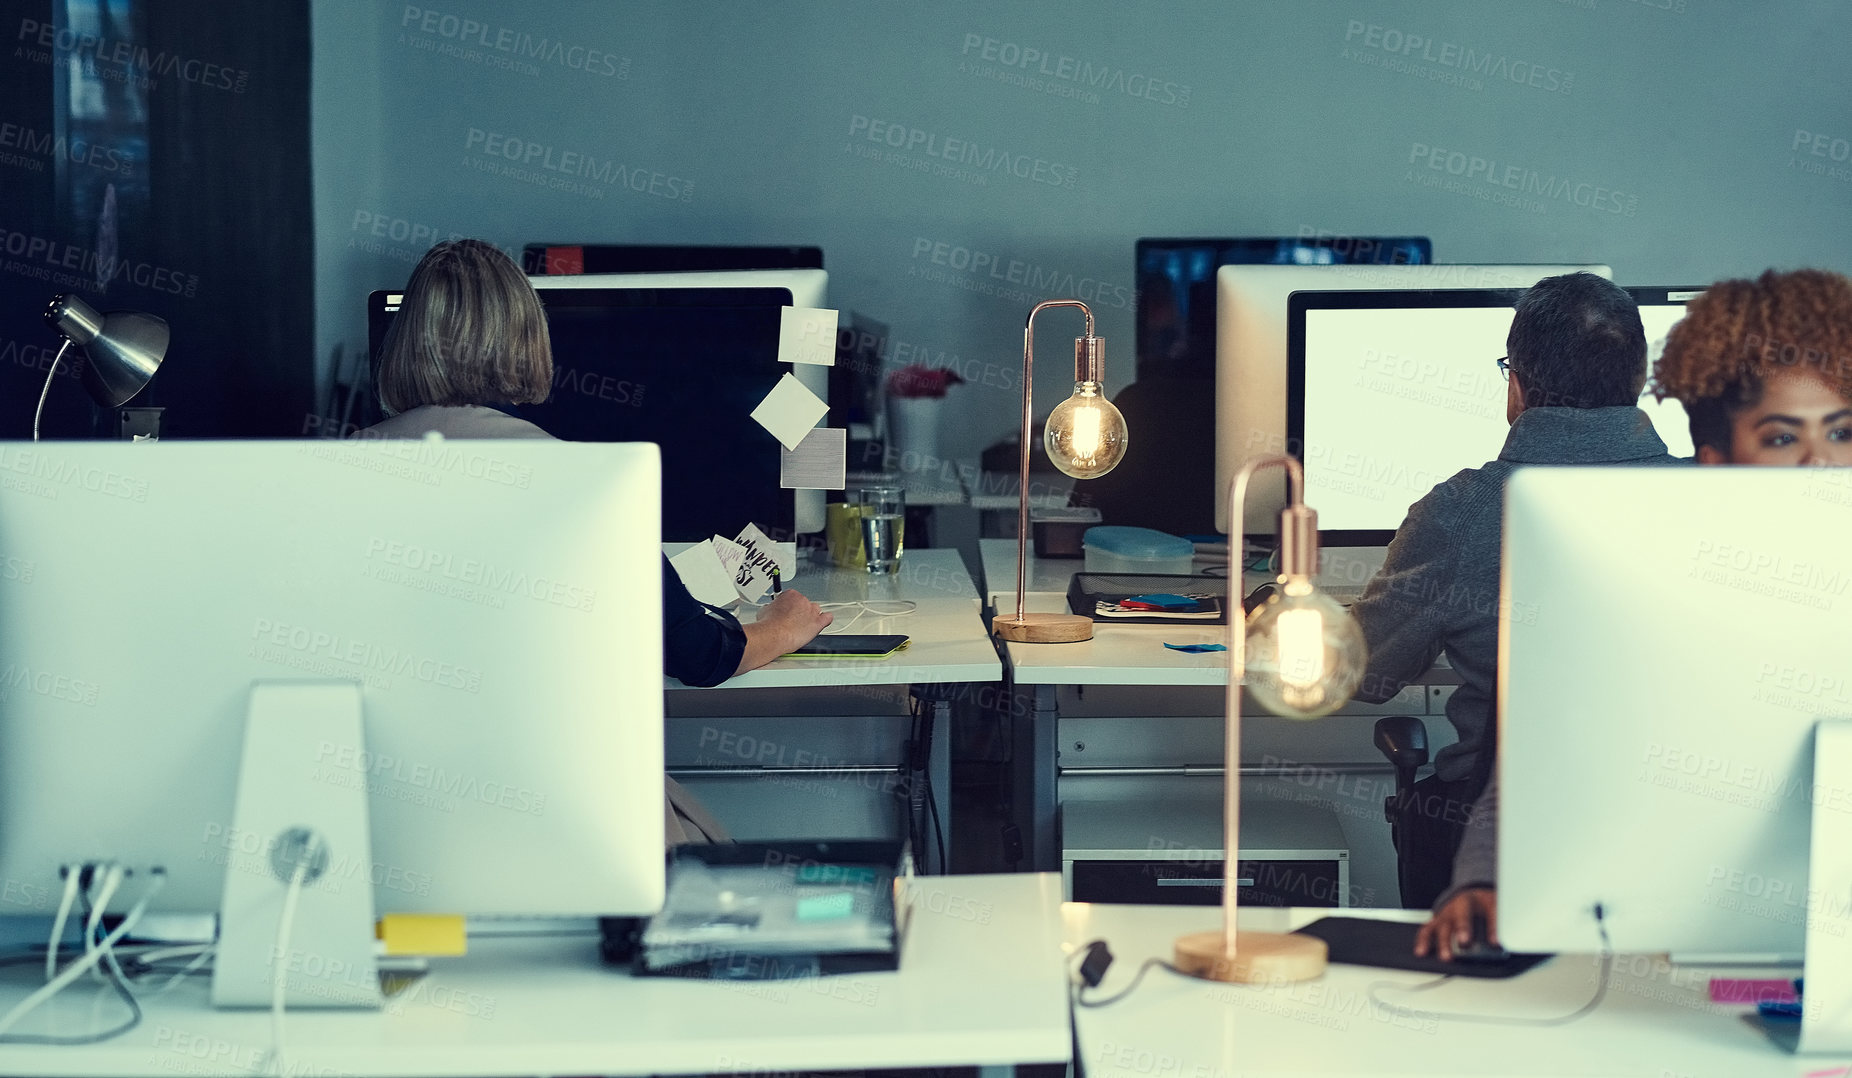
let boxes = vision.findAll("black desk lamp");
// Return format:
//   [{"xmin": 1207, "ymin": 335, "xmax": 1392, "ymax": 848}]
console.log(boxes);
[{"xmin": 39, "ymin": 294, "xmax": 168, "ymax": 441}]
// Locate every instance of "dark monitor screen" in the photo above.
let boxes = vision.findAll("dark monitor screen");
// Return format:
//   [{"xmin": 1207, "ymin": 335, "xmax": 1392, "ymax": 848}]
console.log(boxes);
[
  {"xmin": 1134, "ymin": 236, "xmax": 1432, "ymax": 380},
  {"xmin": 522, "ymin": 244, "xmax": 823, "ymax": 276},
  {"xmin": 367, "ymin": 287, "xmax": 796, "ymax": 543},
  {"xmin": 1286, "ymin": 286, "xmax": 1699, "ymax": 545}
]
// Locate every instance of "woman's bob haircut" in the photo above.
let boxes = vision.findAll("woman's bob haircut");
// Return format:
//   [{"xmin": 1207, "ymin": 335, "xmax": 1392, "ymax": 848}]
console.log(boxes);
[{"xmin": 376, "ymin": 239, "xmax": 552, "ymax": 415}]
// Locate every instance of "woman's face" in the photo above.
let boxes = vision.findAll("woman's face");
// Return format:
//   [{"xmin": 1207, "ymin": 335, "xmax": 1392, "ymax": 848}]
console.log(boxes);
[{"xmin": 1697, "ymin": 369, "xmax": 1852, "ymax": 466}]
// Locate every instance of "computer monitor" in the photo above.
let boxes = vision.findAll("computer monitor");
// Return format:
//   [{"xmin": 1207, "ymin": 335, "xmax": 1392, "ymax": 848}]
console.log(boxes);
[
  {"xmin": 1286, "ymin": 286, "xmax": 1701, "ymax": 544},
  {"xmin": 523, "ymin": 243, "xmax": 823, "ymax": 276},
  {"xmin": 530, "ymin": 269, "xmax": 831, "ymax": 534},
  {"xmin": 1214, "ymin": 263, "xmax": 1610, "ymax": 536},
  {"xmin": 0, "ymin": 440, "xmax": 665, "ymax": 919},
  {"xmin": 368, "ymin": 286, "xmax": 803, "ymax": 545},
  {"xmin": 1134, "ymin": 236, "xmax": 1432, "ymax": 381},
  {"xmin": 1499, "ymin": 467, "xmax": 1852, "ymax": 959}
]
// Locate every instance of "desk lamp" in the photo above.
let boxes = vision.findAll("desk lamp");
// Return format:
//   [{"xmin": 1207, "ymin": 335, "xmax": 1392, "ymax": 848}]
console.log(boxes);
[
  {"xmin": 38, "ymin": 294, "xmax": 168, "ymax": 440},
  {"xmin": 992, "ymin": 300, "xmax": 1128, "ymax": 643},
  {"xmin": 1173, "ymin": 455, "xmax": 1366, "ymax": 982}
]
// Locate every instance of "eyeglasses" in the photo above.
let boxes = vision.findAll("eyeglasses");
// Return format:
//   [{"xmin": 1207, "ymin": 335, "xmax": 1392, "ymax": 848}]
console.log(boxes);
[{"xmin": 1495, "ymin": 357, "xmax": 1511, "ymax": 382}]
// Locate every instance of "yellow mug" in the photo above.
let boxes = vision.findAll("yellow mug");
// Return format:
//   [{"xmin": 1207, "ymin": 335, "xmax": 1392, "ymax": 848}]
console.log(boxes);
[{"xmin": 826, "ymin": 502, "xmax": 864, "ymax": 568}]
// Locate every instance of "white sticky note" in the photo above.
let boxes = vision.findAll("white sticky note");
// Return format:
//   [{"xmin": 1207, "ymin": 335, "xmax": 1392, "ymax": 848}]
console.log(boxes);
[
  {"xmin": 749, "ymin": 373, "xmax": 829, "ymax": 451},
  {"xmin": 779, "ymin": 307, "xmax": 838, "ymax": 366},
  {"xmin": 780, "ymin": 428, "xmax": 847, "ymax": 490},
  {"xmin": 669, "ymin": 542, "xmax": 739, "ymax": 608},
  {"xmin": 731, "ymin": 523, "xmax": 793, "ymax": 603},
  {"xmin": 710, "ymin": 535, "xmax": 747, "ymax": 577}
]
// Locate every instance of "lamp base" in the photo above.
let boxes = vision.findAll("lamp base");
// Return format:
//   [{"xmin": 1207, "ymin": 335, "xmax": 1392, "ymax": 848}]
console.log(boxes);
[
  {"xmin": 1173, "ymin": 930, "xmax": 1328, "ymax": 984},
  {"xmin": 992, "ymin": 612, "xmax": 1093, "ymax": 643}
]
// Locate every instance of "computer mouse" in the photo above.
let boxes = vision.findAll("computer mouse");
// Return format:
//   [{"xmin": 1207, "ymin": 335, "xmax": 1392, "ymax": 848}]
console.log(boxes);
[{"xmin": 1450, "ymin": 911, "xmax": 1509, "ymax": 963}]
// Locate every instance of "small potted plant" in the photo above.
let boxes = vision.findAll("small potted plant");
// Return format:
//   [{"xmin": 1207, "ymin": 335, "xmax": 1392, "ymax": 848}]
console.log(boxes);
[{"xmin": 884, "ymin": 364, "xmax": 965, "ymax": 467}]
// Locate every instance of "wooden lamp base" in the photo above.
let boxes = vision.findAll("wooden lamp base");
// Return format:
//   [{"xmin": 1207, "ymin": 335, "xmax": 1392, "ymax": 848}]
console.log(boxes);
[
  {"xmin": 992, "ymin": 612, "xmax": 1094, "ymax": 643},
  {"xmin": 1173, "ymin": 930, "xmax": 1328, "ymax": 984}
]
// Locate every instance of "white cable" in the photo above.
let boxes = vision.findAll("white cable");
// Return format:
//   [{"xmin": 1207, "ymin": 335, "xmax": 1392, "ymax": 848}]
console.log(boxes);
[
  {"xmin": 82, "ymin": 865, "xmax": 124, "ymax": 984},
  {"xmin": 44, "ymin": 866, "xmax": 81, "ymax": 983},
  {"xmin": 270, "ymin": 834, "xmax": 321, "ymax": 1078},
  {"xmin": 140, "ymin": 945, "xmax": 216, "ymax": 997},
  {"xmin": 0, "ymin": 869, "xmax": 164, "ymax": 1038},
  {"xmin": 817, "ymin": 600, "xmax": 917, "ymax": 635}
]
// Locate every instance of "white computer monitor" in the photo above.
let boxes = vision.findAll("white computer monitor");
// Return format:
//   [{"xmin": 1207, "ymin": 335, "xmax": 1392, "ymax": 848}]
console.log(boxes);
[
  {"xmin": 1214, "ymin": 263, "xmax": 1610, "ymax": 535},
  {"xmin": 533, "ymin": 269, "xmax": 832, "ymax": 534},
  {"xmin": 1288, "ymin": 286, "xmax": 1700, "ymax": 543},
  {"xmin": 0, "ymin": 441, "xmax": 665, "ymax": 921},
  {"xmin": 1499, "ymin": 467, "xmax": 1852, "ymax": 958}
]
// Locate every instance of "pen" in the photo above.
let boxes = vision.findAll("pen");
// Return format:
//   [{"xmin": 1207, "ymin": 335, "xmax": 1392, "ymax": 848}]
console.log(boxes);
[{"xmin": 770, "ymin": 567, "xmax": 781, "ymax": 594}]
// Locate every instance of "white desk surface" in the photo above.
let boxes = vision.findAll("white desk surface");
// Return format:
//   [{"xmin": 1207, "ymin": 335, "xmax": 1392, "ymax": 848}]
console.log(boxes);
[
  {"xmin": 1066, "ymin": 902, "xmax": 1840, "ymax": 1078},
  {"xmin": 979, "ymin": 540, "xmax": 1452, "ymax": 688},
  {"xmin": 668, "ymin": 548, "xmax": 1002, "ymax": 689},
  {"xmin": 0, "ymin": 874, "xmax": 1070, "ymax": 1078},
  {"xmin": 982, "ymin": 538, "xmax": 1235, "ymax": 686}
]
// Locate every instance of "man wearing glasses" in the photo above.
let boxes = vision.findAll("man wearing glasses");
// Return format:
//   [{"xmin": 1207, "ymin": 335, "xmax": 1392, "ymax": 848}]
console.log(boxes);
[{"xmin": 1347, "ymin": 272, "xmax": 1683, "ymax": 921}]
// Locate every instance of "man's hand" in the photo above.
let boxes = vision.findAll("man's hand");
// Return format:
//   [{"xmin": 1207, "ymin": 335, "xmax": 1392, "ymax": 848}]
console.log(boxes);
[
  {"xmin": 736, "ymin": 590, "xmax": 833, "ymax": 675},
  {"xmin": 1414, "ymin": 886, "xmax": 1496, "ymax": 961}
]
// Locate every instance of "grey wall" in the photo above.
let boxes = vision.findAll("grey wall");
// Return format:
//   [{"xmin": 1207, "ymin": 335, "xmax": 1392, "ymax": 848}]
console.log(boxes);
[{"xmin": 312, "ymin": 0, "xmax": 1852, "ymax": 459}]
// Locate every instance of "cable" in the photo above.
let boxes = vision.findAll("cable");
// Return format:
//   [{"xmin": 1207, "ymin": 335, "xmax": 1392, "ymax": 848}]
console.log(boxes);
[
  {"xmin": 270, "ymin": 832, "xmax": 322, "ymax": 1078},
  {"xmin": 817, "ymin": 600, "xmax": 917, "ymax": 636},
  {"xmin": 0, "ymin": 951, "xmax": 141, "ymax": 1047},
  {"xmin": 0, "ymin": 867, "xmax": 163, "ymax": 1042},
  {"xmin": 44, "ymin": 866, "xmax": 81, "ymax": 984},
  {"xmin": 1075, "ymin": 956, "xmax": 1186, "ymax": 1008},
  {"xmin": 1365, "ymin": 903, "xmax": 1615, "ymax": 1028},
  {"xmin": 81, "ymin": 865, "xmax": 125, "ymax": 985},
  {"xmin": 924, "ymin": 776, "xmax": 946, "ymax": 873},
  {"xmin": 31, "ymin": 339, "xmax": 72, "ymax": 442},
  {"xmin": 130, "ymin": 943, "xmax": 216, "ymax": 997}
]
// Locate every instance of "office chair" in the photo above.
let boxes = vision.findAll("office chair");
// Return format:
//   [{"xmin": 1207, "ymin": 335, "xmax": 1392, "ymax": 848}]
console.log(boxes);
[{"xmin": 1374, "ymin": 715, "xmax": 1493, "ymax": 909}]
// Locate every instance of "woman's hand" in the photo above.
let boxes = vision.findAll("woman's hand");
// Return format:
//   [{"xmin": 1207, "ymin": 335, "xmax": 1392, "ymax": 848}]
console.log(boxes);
[{"xmin": 736, "ymin": 590, "xmax": 833, "ymax": 674}]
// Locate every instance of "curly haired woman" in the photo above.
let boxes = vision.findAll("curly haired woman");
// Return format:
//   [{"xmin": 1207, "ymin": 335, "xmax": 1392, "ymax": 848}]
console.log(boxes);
[{"xmin": 1651, "ymin": 268, "xmax": 1852, "ymax": 465}]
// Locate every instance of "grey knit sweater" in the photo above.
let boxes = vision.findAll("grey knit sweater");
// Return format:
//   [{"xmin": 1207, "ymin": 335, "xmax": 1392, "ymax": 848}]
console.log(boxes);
[{"xmin": 1351, "ymin": 407, "xmax": 1685, "ymax": 785}]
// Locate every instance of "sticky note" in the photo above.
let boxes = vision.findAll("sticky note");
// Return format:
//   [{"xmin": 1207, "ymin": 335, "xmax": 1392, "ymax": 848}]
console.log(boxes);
[
  {"xmin": 795, "ymin": 892, "xmax": 855, "ymax": 921},
  {"xmin": 710, "ymin": 534, "xmax": 747, "ymax": 576},
  {"xmin": 376, "ymin": 914, "xmax": 467, "ymax": 956},
  {"xmin": 670, "ymin": 542, "xmax": 740, "ymax": 608},
  {"xmin": 732, "ymin": 523, "xmax": 793, "ymax": 602},
  {"xmin": 780, "ymin": 427, "xmax": 847, "ymax": 490},
  {"xmin": 750, "ymin": 373, "xmax": 829, "ymax": 451},
  {"xmin": 779, "ymin": 307, "xmax": 838, "ymax": 366}
]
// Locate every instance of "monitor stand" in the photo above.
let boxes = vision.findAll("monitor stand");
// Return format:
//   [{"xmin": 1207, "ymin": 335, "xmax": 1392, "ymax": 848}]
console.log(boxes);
[
  {"xmin": 210, "ymin": 681, "xmax": 383, "ymax": 1009},
  {"xmin": 1759, "ymin": 717, "xmax": 1852, "ymax": 1053}
]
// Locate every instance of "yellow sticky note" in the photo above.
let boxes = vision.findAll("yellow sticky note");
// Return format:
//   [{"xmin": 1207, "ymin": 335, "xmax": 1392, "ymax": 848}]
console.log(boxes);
[{"xmin": 376, "ymin": 913, "xmax": 467, "ymax": 956}]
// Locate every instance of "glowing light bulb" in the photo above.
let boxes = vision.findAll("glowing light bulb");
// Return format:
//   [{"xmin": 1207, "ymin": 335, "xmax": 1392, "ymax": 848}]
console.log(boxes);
[
  {"xmin": 1045, "ymin": 381, "xmax": 1127, "ymax": 479},
  {"xmin": 1243, "ymin": 580, "xmax": 1366, "ymax": 719}
]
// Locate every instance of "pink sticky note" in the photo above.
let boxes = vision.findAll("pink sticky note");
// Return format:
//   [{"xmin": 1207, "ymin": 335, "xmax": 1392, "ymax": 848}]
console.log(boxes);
[{"xmin": 1708, "ymin": 977, "xmax": 1798, "ymax": 1004}]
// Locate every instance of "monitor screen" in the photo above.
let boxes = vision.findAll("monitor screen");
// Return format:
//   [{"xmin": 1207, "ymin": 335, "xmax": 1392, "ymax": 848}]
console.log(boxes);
[
  {"xmin": 522, "ymin": 244, "xmax": 823, "ymax": 276},
  {"xmin": 1136, "ymin": 236, "xmax": 1432, "ymax": 381},
  {"xmin": 369, "ymin": 287, "xmax": 799, "ymax": 544},
  {"xmin": 1288, "ymin": 287, "xmax": 1700, "ymax": 544},
  {"xmin": 1213, "ymin": 263, "xmax": 1611, "ymax": 535}
]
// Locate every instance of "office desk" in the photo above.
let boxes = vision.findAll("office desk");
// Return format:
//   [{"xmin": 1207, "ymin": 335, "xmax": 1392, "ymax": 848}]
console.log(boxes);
[
  {"xmin": 1067, "ymin": 902, "xmax": 1839, "ymax": 1078},
  {"xmin": 666, "ymin": 550, "xmax": 1001, "ymax": 873},
  {"xmin": 979, "ymin": 540, "xmax": 1450, "ymax": 892},
  {"xmin": 0, "ymin": 875, "xmax": 1069, "ymax": 1078}
]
